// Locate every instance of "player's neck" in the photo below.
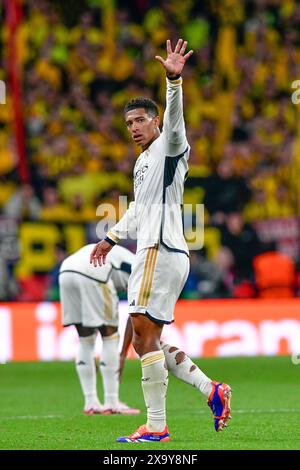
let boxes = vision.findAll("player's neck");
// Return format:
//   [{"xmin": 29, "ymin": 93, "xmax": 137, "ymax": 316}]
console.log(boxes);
[{"xmin": 141, "ymin": 129, "xmax": 160, "ymax": 151}]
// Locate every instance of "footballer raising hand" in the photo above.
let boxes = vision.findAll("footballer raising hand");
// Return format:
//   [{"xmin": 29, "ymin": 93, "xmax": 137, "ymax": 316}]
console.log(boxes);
[{"xmin": 155, "ymin": 38, "xmax": 193, "ymax": 78}]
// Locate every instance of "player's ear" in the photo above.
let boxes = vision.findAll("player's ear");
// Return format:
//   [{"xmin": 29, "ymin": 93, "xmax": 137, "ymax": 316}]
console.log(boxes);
[{"xmin": 154, "ymin": 115, "xmax": 160, "ymax": 128}]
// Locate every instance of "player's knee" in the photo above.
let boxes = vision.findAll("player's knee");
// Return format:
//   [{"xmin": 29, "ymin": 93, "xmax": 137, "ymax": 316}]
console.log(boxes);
[
  {"xmin": 76, "ymin": 325, "xmax": 96, "ymax": 337},
  {"xmin": 132, "ymin": 334, "xmax": 142, "ymax": 356},
  {"xmin": 132, "ymin": 330, "xmax": 148, "ymax": 355},
  {"xmin": 133, "ymin": 333, "xmax": 161, "ymax": 357},
  {"xmin": 99, "ymin": 325, "xmax": 117, "ymax": 337}
]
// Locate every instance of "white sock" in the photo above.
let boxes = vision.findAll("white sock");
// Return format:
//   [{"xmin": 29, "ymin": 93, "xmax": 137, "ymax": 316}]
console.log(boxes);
[
  {"xmin": 100, "ymin": 332, "xmax": 120, "ymax": 409},
  {"xmin": 161, "ymin": 342, "xmax": 212, "ymax": 398},
  {"xmin": 76, "ymin": 334, "xmax": 101, "ymax": 409},
  {"xmin": 141, "ymin": 350, "xmax": 168, "ymax": 432}
]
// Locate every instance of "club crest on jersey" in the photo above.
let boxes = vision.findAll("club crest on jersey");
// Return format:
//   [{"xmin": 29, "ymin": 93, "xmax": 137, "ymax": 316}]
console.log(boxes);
[{"xmin": 134, "ymin": 164, "xmax": 148, "ymax": 190}]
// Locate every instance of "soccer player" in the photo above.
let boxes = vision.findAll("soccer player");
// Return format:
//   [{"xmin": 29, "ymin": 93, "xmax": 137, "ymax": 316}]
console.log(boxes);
[
  {"xmin": 59, "ymin": 243, "xmax": 140, "ymax": 415},
  {"xmin": 90, "ymin": 39, "xmax": 231, "ymax": 442}
]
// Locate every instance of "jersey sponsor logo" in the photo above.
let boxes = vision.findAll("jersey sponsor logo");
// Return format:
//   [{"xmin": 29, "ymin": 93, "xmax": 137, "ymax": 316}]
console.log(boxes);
[{"xmin": 134, "ymin": 164, "xmax": 149, "ymax": 190}]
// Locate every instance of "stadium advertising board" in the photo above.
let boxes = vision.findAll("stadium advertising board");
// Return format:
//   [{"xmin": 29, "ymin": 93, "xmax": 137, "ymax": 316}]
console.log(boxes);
[{"xmin": 1, "ymin": 300, "xmax": 300, "ymax": 362}]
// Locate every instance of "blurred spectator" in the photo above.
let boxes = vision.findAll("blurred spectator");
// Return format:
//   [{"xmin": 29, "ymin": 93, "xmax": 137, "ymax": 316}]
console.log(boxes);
[
  {"xmin": 219, "ymin": 211, "xmax": 262, "ymax": 284},
  {"xmin": 183, "ymin": 248, "xmax": 235, "ymax": 299},
  {"xmin": 0, "ymin": 258, "xmax": 19, "ymax": 300},
  {"xmin": 3, "ymin": 184, "xmax": 41, "ymax": 221},
  {"xmin": 40, "ymin": 184, "xmax": 70, "ymax": 222},
  {"xmin": 204, "ymin": 158, "xmax": 251, "ymax": 224},
  {"xmin": 46, "ymin": 243, "xmax": 68, "ymax": 301}
]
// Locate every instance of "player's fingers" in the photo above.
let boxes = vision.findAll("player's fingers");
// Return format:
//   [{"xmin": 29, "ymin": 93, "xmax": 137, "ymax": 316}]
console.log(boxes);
[
  {"xmin": 94, "ymin": 249, "xmax": 102, "ymax": 267},
  {"xmin": 180, "ymin": 40, "xmax": 187, "ymax": 55},
  {"xmin": 174, "ymin": 38, "xmax": 183, "ymax": 54},
  {"xmin": 183, "ymin": 50, "xmax": 193, "ymax": 60},
  {"xmin": 166, "ymin": 39, "xmax": 172, "ymax": 55},
  {"xmin": 102, "ymin": 254, "xmax": 107, "ymax": 265},
  {"xmin": 90, "ymin": 245, "xmax": 98, "ymax": 263},
  {"xmin": 155, "ymin": 55, "xmax": 166, "ymax": 66}
]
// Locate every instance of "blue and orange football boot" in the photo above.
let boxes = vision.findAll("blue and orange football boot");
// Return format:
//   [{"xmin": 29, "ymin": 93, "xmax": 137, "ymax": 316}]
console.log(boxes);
[
  {"xmin": 207, "ymin": 381, "xmax": 232, "ymax": 432},
  {"xmin": 117, "ymin": 424, "xmax": 170, "ymax": 443}
]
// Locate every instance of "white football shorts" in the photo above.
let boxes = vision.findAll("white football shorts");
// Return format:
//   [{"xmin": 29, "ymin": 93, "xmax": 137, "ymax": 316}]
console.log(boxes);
[
  {"xmin": 59, "ymin": 271, "xmax": 118, "ymax": 327},
  {"xmin": 128, "ymin": 243, "xmax": 190, "ymax": 324}
]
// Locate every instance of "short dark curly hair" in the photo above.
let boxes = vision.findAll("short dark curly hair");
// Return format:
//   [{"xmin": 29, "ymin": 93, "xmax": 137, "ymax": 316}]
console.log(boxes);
[{"xmin": 124, "ymin": 97, "xmax": 159, "ymax": 117}]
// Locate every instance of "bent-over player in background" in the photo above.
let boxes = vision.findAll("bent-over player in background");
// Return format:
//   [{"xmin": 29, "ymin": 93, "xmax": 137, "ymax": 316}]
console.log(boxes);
[
  {"xmin": 91, "ymin": 39, "xmax": 232, "ymax": 442},
  {"xmin": 59, "ymin": 244, "xmax": 140, "ymax": 415}
]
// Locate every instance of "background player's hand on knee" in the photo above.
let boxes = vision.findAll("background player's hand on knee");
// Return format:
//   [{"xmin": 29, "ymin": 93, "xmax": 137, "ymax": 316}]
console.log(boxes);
[
  {"xmin": 90, "ymin": 240, "xmax": 113, "ymax": 267},
  {"xmin": 118, "ymin": 354, "xmax": 126, "ymax": 383},
  {"xmin": 155, "ymin": 38, "xmax": 193, "ymax": 78}
]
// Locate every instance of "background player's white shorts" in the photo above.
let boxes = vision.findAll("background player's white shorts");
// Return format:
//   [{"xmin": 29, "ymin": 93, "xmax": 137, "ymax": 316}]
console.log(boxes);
[
  {"xmin": 59, "ymin": 272, "xmax": 118, "ymax": 327},
  {"xmin": 128, "ymin": 244, "xmax": 190, "ymax": 324}
]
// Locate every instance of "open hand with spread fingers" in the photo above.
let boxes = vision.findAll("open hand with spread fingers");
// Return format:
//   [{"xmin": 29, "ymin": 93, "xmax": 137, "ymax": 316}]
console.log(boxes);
[
  {"xmin": 155, "ymin": 38, "xmax": 193, "ymax": 78},
  {"xmin": 90, "ymin": 240, "xmax": 113, "ymax": 267}
]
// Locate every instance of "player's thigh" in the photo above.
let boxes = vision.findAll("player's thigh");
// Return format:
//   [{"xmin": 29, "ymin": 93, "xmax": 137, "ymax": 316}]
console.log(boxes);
[
  {"xmin": 128, "ymin": 245, "xmax": 189, "ymax": 323},
  {"xmin": 98, "ymin": 324, "xmax": 118, "ymax": 337},
  {"xmin": 128, "ymin": 246, "xmax": 159, "ymax": 307},
  {"xmin": 59, "ymin": 272, "xmax": 82, "ymax": 326},
  {"xmin": 152, "ymin": 248, "xmax": 189, "ymax": 306},
  {"xmin": 177, "ymin": 251, "xmax": 190, "ymax": 292},
  {"xmin": 79, "ymin": 277, "xmax": 118, "ymax": 328}
]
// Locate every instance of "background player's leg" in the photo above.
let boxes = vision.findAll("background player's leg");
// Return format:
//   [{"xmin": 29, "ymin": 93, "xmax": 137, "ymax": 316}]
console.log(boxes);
[
  {"xmin": 75, "ymin": 325, "xmax": 102, "ymax": 414},
  {"xmin": 161, "ymin": 342, "xmax": 212, "ymax": 397},
  {"xmin": 131, "ymin": 313, "xmax": 168, "ymax": 432},
  {"xmin": 98, "ymin": 325, "xmax": 119, "ymax": 410}
]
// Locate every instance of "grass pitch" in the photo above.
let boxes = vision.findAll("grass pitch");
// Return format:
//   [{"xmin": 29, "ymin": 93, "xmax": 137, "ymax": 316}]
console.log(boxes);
[{"xmin": 0, "ymin": 356, "xmax": 299, "ymax": 450}]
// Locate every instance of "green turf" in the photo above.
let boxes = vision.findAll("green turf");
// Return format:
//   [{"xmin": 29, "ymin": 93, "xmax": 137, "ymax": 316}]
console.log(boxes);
[{"xmin": 0, "ymin": 357, "xmax": 299, "ymax": 450}]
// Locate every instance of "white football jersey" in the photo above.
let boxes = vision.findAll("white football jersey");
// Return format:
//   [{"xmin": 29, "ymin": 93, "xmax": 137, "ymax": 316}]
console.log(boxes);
[
  {"xmin": 59, "ymin": 244, "xmax": 134, "ymax": 292},
  {"xmin": 107, "ymin": 78, "xmax": 190, "ymax": 256}
]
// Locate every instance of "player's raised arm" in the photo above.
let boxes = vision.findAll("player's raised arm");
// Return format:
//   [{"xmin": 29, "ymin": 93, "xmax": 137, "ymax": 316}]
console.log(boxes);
[{"xmin": 155, "ymin": 39, "xmax": 193, "ymax": 153}]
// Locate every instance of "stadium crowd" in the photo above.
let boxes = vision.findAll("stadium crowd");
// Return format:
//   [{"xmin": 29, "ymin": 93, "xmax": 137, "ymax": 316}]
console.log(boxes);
[{"xmin": 1, "ymin": 0, "xmax": 300, "ymax": 300}]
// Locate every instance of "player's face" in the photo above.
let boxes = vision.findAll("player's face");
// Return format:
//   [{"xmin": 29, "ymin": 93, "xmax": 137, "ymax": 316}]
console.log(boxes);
[{"xmin": 125, "ymin": 108, "xmax": 160, "ymax": 150}]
